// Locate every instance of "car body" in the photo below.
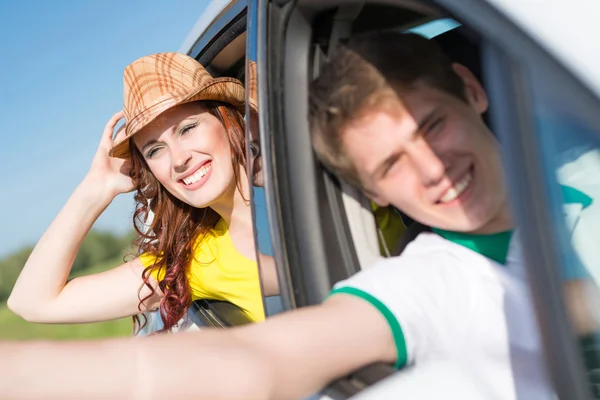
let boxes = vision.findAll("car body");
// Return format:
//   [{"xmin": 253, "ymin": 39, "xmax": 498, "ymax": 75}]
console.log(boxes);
[{"xmin": 150, "ymin": 0, "xmax": 600, "ymax": 398}]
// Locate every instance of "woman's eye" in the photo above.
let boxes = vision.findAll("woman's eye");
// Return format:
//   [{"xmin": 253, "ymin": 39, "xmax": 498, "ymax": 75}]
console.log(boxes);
[
  {"xmin": 180, "ymin": 122, "xmax": 198, "ymax": 136},
  {"xmin": 146, "ymin": 147, "xmax": 160, "ymax": 159}
]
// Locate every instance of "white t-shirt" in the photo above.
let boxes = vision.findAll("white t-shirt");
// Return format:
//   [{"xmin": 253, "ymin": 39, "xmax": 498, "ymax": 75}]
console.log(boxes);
[{"xmin": 331, "ymin": 230, "xmax": 555, "ymax": 400}]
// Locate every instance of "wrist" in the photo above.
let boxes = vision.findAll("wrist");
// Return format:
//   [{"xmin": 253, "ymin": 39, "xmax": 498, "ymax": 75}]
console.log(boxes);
[{"xmin": 77, "ymin": 175, "xmax": 116, "ymax": 208}]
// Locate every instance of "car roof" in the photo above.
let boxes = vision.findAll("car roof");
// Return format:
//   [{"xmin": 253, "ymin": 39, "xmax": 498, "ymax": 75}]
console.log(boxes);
[{"xmin": 484, "ymin": 0, "xmax": 600, "ymax": 98}]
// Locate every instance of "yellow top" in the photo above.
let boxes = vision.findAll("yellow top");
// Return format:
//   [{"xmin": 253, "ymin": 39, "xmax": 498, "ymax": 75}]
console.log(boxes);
[
  {"xmin": 139, "ymin": 219, "xmax": 265, "ymax": 322},
  {"xmin": 372, "ymin": 203, "xmax": 407, "ymax": 255}
]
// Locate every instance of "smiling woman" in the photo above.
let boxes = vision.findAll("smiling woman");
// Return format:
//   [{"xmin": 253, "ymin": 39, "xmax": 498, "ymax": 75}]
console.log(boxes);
[{"xmin": 7, "ymin": 52, "xmax": 276, "ymax": 333}]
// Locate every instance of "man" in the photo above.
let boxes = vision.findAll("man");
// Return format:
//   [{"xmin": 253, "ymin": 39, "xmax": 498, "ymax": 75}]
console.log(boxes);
[{"xmin": 1, "ymin": 32, "xmax": 594, "ymax": 399}]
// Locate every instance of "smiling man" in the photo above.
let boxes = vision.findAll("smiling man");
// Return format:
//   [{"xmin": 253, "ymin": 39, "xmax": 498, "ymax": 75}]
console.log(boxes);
[{"xmin": 1, "ymin": 32, "xmax": 595, "ymax": 400}]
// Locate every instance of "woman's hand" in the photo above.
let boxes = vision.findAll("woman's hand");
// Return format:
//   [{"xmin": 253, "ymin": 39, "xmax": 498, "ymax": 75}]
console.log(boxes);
[{"xmin": 84, "ymin": 111, "xmax": 134, "ymax": 200}]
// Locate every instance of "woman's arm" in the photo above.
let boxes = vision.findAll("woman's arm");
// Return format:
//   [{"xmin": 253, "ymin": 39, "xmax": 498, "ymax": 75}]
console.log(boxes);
[
  {"xmin": 7, "ymin": 179, "xmax": 161, "ymax": 323},
  {"xmin": 7, "ymin": 111, "xmax": 162, "ymax": 323}
]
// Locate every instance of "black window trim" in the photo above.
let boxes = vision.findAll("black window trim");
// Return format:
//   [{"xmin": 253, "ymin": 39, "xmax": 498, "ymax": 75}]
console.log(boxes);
[{"xmin": 188, "ymin": 0, "xmax": 248, "ymax": 62}]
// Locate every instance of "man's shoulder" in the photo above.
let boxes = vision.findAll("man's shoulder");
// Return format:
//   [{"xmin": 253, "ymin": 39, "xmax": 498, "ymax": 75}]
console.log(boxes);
[
  {"xmin": 346, "ymin": 232, "xmax": 476, "ymax": 282},
  {"xmin": 397, "ymin": 231, "xmax": 480, "ymax": 263}
]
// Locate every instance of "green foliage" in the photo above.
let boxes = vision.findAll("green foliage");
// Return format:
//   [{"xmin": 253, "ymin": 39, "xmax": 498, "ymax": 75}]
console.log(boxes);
[
  {"xmin": 0, "ymin": 230, "xmax": 139, "ymax": 340},
  {"xmin": 0, "ymin": 303, "xmax": 132, "ymax": 340},
  {"xmin": 0, "ymin": 230, "xmax": 137, "ymax": 302},
  {"xmin": 71, "ymin": 230, "xmax": 134, "ymax": 273},
  {"xmin": 0, "ymin": 246, "xmax": 34, "ymax": 301},
  {"xmin": 0, "ymin": 254, "xmax": 135, "ymax": 340}
]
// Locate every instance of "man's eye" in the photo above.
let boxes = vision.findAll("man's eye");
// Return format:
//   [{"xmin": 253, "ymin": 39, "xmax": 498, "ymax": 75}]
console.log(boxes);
[
  {"xmin": 381, "ymin": 157, "xmax": 399, "ymax": 179},
  {"xmin": 427, "ymin": 117, "xmax": 445, "ymax": 134}
]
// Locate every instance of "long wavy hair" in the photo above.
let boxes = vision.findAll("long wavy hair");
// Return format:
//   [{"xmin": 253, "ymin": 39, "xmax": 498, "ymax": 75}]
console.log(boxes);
[{"xmin": 129, "ymin": 100, "xmax": 248, "ymax": 333}]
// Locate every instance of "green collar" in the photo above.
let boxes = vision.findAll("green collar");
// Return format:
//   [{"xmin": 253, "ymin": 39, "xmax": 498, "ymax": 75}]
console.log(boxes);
[
  {"xmin": 432, "ymin": 228, "xmax": 513, "ymax": 265},
  {"xmin": 432, "ymin": 185, "xmax": 594, "ymax": 265},
  {"xmin": 430, "ymin": 186, "xmax": 592, "ymax": 265}
]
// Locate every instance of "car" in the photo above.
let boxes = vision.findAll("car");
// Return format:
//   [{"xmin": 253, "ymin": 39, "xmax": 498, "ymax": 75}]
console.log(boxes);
[{"xmin": 150, "ymin": 0, "xmax": 600, "ymax": 398}]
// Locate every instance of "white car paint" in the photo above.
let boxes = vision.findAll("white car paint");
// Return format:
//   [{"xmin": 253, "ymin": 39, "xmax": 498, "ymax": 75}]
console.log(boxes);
[{"xmin": 487, "ymin": 0, "xmax": 600, "ymax": 98}]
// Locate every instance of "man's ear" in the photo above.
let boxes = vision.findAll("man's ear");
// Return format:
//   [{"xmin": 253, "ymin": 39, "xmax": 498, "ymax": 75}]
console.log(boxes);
[
  {"xmin": 452, "ymin": 63, "xmax": 488, "ymax": 114},
  {"xmin": 372, "ymin": 197, "xmax": 390, "ymax": 208}
]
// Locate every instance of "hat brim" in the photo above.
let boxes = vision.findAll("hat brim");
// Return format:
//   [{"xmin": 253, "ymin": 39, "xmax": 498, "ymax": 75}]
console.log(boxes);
[{"xmin": 109, "ymin": 77, "xmax": 247, "ymax": 159}]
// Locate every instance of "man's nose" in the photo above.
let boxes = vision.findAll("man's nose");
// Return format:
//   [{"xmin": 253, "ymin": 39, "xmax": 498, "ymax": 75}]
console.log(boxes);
[{"xmin": 408, "ymin": 138, "xmax": 447, "ymax": 187}]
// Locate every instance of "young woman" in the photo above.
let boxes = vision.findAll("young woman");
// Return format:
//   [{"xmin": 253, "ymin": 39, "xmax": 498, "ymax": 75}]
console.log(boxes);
[{"xmin": 7, "ymin": 52, "xmax": 278, "ymax": 332}]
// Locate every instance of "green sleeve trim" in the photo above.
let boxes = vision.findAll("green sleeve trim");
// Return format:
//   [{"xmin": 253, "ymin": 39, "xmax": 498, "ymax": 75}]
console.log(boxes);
[
  {"xmin": 329, "ymin": 286, "xmax": 408, "ymax": 369},
  {"xmin": 561, "ymin": 185, "xmax": 593, "ymax": 209}
]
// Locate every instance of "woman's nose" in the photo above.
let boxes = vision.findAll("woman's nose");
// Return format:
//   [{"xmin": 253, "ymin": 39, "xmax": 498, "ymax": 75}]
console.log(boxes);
[{"xmin": 171, "ymin": 145, "xmax": 192, "ymax": 172}]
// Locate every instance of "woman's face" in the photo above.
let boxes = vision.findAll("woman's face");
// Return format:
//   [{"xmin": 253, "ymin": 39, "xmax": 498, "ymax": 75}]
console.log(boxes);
[{"xmin": 132, "ymin": 102, "xmax": 237, "ymax": 208}]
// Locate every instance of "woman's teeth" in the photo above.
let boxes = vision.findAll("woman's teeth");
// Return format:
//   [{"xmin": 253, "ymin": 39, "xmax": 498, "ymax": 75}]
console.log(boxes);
[
  {"xmin": 183, "ymin": 163, "xmax": 211, "ymax": 185},
  {"xmin": 440, "ymin": 172, "xmax": 472, "ymax": 203}
]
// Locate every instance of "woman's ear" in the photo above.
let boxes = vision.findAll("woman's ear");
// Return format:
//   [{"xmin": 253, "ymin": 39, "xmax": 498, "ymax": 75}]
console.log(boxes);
[{"xmin": 452, "ymin": 63, "xmax": 488, "ymax": 114}]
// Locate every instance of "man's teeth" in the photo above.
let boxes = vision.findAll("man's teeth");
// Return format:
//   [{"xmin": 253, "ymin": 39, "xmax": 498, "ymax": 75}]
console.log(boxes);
[
  {"xmin": 440, "ymin": 173, "xmax": 472, "ymax": 203},
  {"xmin": 183, "ymin": 163, "xmax": 211, "ymax": 185}
]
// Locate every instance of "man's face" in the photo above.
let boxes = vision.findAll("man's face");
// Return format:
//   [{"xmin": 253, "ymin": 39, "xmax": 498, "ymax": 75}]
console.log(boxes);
[{"xmin": 342, "ymin": 66, "xmax": 510, "ymax": 234}]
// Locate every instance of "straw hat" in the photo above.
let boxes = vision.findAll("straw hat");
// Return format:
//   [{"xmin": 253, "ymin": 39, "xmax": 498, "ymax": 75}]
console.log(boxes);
[
  {"xmin": 247, "ymin": 59, "xmax": 258, "ymax": 113},
  {"xmin": 110, "ymin": 52, "xmax": 246, "ymax": 158}
]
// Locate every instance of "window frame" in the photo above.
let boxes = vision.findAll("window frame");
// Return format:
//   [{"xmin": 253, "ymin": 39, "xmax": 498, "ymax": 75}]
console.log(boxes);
[{"xmin": 188, "ymin": 0, "xmax": 248, "ymax": 63}]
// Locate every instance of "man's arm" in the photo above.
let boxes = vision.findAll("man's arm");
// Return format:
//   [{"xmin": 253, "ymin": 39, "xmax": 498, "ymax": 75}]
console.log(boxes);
[{"xmin": 1, "ymin": 295, "xmax": 396, "ymax": 400}]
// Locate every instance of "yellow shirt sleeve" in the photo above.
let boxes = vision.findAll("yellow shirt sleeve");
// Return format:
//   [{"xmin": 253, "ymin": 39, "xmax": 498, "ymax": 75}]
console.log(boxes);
[
  {"xmin": 138, "ymin": 252, "xmax": 165, "ymax": 281},
  {"xmin": 371, "ymin": 202, "xmax": 407, "ymax": 256}
]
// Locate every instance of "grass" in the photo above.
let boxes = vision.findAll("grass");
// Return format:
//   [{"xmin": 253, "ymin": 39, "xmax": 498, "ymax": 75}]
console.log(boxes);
[{"xmin": 0, "ymin": 256, "xmax": 134, "ymax": 340}]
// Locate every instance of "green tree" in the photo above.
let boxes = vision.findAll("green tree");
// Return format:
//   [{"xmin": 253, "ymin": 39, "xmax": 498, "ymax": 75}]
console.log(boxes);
[
  {"xmin": 0, "ymin": 246, "xmax": 33, "ymax": 301},
  {"xmin": 0, "ymin": 230, "xmax": 136, "ymax": 302}
]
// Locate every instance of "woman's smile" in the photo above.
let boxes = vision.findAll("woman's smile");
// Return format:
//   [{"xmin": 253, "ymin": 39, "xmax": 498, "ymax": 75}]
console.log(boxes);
[{"xmin": 178, "ymin": 160, "xmax": 213, "ymax": 190}]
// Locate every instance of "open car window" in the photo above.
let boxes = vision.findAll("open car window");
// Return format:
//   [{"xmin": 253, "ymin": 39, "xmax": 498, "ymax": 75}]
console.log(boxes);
[
  {"xmin": 263, "ymin": 1, "xmax": 485, "ymax": 305},
  {"xmin": 138, "ymin": 0, "xmax": 278, "ymax": 334},
  {"xmin": 263, "ymin": 0, "xmax": 600, "ymax": 398}
]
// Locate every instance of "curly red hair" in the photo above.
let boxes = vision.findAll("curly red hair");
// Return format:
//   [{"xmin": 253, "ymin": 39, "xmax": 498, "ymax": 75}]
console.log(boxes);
[{"xmin": 129, "ymin": 101, "xmax": 248, "ymax": 333}]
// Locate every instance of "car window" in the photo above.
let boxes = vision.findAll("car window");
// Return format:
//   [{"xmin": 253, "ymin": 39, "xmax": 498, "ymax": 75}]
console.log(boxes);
[
  {"xmin": 405, "ymin": 17, "xmax": 461, "ymax": 38},
  {"xmin": 529, "ymin": 67, "xmax": 600, "ymax": 398},
  {"xmin": 138, "ymin": 3, "xmax": 274, "ymax": 333}
]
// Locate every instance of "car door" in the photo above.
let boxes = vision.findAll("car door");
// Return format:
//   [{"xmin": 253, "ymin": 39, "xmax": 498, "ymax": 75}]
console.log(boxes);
[{"xmin": 259, "ymin": 0, "xmax": 600, "ymax": 398}]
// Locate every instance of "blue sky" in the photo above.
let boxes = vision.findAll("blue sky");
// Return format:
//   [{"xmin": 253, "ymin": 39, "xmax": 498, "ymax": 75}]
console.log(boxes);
[
  {"xmin": 0, "ymin": 0, "xmax": 211, "ymax": 256},
  {"xmin": 0, "ymin": 3, "xmax": 456, "ymax": 258}
]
